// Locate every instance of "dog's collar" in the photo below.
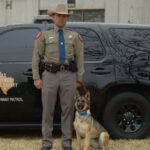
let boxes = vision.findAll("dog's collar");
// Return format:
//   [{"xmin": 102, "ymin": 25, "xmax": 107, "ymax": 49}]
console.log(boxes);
[{"xmin": 78, "ymin": 111, "xmax": 88, "ymax": 116}]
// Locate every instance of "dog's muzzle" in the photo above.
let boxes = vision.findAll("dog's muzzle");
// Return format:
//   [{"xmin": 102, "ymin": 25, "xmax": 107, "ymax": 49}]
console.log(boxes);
[{"xmin": 77, "ymin": 103, "xmax": 84, "ymax": 110}]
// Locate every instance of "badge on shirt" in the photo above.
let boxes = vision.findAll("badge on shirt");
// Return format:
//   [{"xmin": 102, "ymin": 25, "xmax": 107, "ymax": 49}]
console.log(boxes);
[
  {"xmin": 69, "ymin": 35, "xmax": 73, "ymax": 39},
  {"xmin": 36, "ymin": 32, "xmax": 42, "ymax": 39}
]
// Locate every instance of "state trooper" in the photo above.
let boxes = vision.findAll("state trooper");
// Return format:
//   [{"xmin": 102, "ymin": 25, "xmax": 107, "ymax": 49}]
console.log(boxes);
[{"xmin": 32, "ymin": 3, "xmax": 84, "ymax": 150}]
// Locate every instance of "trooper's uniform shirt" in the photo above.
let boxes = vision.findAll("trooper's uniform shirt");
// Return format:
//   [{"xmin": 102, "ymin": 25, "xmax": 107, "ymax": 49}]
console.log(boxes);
[{"xmin": 32, "ymin": 25, "xmax": 84, "ymax": 81}]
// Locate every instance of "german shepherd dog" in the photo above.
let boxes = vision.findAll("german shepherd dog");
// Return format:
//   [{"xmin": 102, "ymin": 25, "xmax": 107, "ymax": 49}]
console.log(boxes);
[{"xmin": 74, "ymin": 85, "xmax": 109, "ymax": 150}]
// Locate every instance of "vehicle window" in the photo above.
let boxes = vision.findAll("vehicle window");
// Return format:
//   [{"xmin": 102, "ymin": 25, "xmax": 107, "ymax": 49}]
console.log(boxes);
[
  {"xmin": 109, "ymin": 27, "xmax": 150, "ymax": 81},
  {"xmin": 73, "ymin": 28, "xmax": 104, "ymax": 61},
  {"xmin": 109, "ymin": 28, "xmax": 150, "ymax": 52},
  {"xmin": 0, "ymin": 27, "xmax": 40, "ymax": 62}
]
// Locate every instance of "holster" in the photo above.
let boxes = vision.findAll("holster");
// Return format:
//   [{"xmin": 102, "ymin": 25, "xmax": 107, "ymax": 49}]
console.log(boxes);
[
  {"xmin": 39, "ymin": 58, "xmax": 45, "ymax": 77},
  {"xmin": 68, "ymin": 58, "xmax": 78, "ymax": 72}
]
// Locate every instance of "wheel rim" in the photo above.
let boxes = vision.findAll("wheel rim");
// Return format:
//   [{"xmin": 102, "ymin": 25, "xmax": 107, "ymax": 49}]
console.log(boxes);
[{"xmin": 116, "ymin": 104, "xmax": 144, "ymax": 133}]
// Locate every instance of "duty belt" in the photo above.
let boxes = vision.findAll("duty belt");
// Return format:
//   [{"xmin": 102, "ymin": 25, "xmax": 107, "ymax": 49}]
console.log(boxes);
[{"xmin": 45, "ymin": 62, "xmax": 72, "ymax": 73}]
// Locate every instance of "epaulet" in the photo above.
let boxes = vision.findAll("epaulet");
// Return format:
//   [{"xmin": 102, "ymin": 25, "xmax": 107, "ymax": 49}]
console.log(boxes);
[
  {"xmin": 46, "ymin": 27, "xmax": 54, "ymax": 30},
  {"xmin": 66, "ymin": 28, "xmax": 75, "ymax": 32},
  {"xmin": 67, "ymin": 28, "xmax": 83, "ymax": 42},
  {"xmin": 36, "ymin": 28, "xmax": 53, "ymax": 39}
]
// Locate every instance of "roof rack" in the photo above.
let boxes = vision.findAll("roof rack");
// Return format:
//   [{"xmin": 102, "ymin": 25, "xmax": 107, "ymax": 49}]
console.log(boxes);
[{"xmin": 34, "ymin": 15, "xmax": 54, "ymax": 24}]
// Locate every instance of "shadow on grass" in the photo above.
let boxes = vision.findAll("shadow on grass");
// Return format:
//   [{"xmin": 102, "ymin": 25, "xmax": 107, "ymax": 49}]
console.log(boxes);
[
  {"xmin": 0, "ymin": 128, "xmax": 41, "ymax": 138},
  {"xmin": 0, "ymin": 128, "xmax": 76, "ymax": 139}
]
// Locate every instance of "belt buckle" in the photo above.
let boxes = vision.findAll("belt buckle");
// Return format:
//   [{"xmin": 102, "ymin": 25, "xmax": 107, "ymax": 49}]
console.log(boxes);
[{"xmin": 60, "ymin": 64, "xmax": 65, "ymax": 72}]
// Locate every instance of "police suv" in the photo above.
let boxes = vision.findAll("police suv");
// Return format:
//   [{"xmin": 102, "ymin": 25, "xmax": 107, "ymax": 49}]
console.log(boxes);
[{"xmin": 0, "ymin": 22, "xmax": 150, "ymax": 139}]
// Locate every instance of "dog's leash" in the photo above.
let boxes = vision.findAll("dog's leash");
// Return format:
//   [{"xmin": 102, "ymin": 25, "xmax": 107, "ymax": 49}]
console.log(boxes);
[{"xmin": 77, "ymin": 81, "xmax": 87, "ymax": 96}]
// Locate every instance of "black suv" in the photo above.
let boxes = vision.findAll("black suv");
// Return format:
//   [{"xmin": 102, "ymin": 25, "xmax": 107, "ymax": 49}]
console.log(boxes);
[{"xmin": 0, "ymin": 22, "xmax": 150, "ymax": 139}]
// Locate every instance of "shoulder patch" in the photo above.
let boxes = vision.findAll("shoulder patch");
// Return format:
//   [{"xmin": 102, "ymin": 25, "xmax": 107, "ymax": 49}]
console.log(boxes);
[
  {"xmin": 36, "ymin": 32, "xmax": 42, "ymax": 39},
  {"xmin": 46, "ymin": 27, "xmax": 54, "ymax": 30},
  {"xmin": 78, "ymin": 34, "xmax": 83, "ymax": 42}
]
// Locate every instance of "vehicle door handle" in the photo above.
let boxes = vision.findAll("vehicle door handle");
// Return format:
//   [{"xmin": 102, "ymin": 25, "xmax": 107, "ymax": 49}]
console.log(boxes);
[
  {"xmin": 23, "ymin": 71, "xmax": 32, "ymax": 77},
  {"xmin": 91, "ymin": 67, "xmax": 110, "ymax": 75}
]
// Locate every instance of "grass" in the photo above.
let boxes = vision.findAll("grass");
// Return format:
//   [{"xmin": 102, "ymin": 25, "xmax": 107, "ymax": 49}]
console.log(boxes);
[{"xmin": 0, "ymin": 129, "xmax": 150, "ymax": 150}]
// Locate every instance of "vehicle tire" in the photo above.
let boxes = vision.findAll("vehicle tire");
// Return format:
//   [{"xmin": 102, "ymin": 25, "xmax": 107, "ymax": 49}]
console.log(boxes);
[{"xmin": 103, "ymin": 92, "xmax": 150, "ymax": 139}]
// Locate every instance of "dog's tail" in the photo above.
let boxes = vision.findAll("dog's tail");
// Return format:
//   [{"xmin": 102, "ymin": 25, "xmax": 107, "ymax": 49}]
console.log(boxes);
[{"xmin": 99, "ymin": 132, "xmax": 109, "ymax": 150}]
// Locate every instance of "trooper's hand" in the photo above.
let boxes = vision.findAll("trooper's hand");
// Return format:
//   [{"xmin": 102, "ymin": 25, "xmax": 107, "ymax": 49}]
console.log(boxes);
[{"xmin": 34, "ymin": 79, "xmax": 42, "ymax": 89}]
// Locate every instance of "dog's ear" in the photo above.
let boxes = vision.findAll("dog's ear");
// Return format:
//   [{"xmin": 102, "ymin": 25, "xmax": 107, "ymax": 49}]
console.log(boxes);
[
  {"xmin": 86, "ymin": 90, "xmax": 90, "ymax": 102},
  {"xmin": 74, "ymin": 90, "xmax": 80, "ymax": 100}
]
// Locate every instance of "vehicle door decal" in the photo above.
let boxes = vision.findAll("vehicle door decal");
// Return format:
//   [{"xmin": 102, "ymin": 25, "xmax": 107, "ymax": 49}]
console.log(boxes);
[{"xmin": 0, "ymin": 72, "xmax": 17, "ymax": 95}]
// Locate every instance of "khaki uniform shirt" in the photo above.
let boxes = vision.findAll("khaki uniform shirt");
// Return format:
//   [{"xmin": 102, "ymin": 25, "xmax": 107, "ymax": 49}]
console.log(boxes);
[{"xmin": 32, "ymin": 25, "xmax": 84, "ymax": 81}]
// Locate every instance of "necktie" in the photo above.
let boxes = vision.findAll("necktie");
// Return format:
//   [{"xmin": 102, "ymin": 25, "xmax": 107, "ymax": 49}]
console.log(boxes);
[{"xmin": 58, "ymin": 28, "xmax": 66, "ymax": 63}]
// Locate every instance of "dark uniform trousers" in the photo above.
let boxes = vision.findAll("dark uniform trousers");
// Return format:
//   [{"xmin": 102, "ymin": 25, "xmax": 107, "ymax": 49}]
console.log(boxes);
[{"xmin": 42, "ymin": 70, "xmax": 76, "ymax": 148}]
